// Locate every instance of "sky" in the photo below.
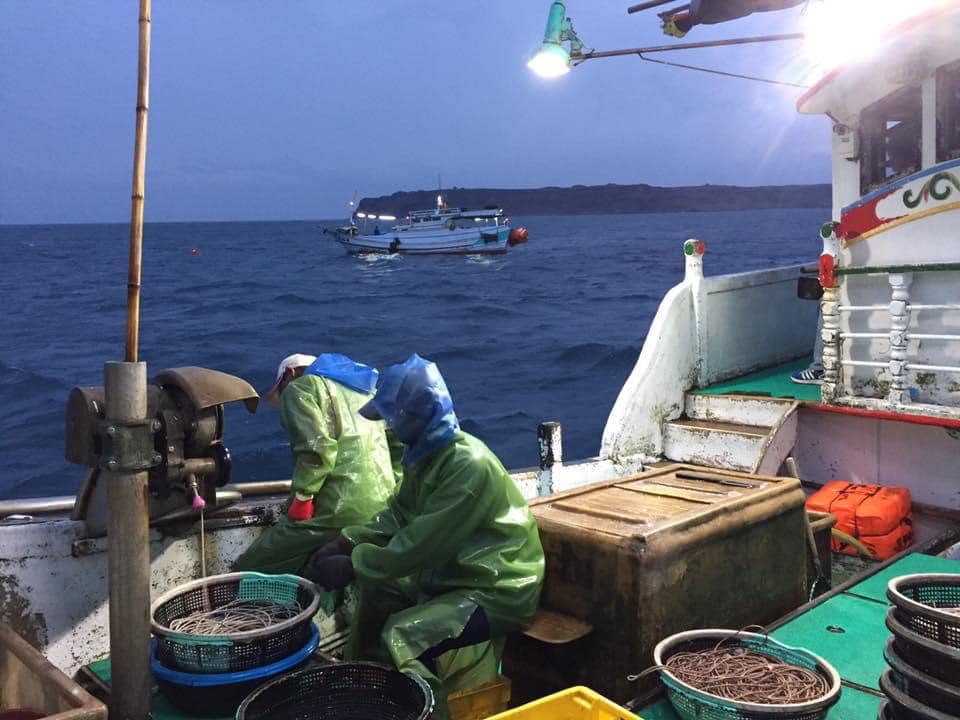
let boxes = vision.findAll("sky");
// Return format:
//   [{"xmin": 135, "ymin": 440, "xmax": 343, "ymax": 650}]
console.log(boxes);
[{"xmin": 0, "ymin": 0, "xmax": 831, "ymax": 224}]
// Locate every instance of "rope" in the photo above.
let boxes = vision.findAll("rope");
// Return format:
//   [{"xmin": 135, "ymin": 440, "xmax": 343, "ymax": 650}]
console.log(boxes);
[
  {"xmin": 637, "ymin": 53, "xmax": 810, "ymax": 88},
  {"xmin": 661, "ymin": 644, "xmax": 830, "ymax": 703},
  {"xmin": 199, "ymin": 507, "xmax": 206, "ymax": 578},
  {"xmin": 169, "ymin": 598, "xmax": 303, "ymax": 635}
]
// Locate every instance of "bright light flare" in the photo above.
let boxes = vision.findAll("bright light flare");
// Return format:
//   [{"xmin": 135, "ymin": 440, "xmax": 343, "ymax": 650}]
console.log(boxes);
[
  {"xmin": 379, "ymin": 215, "xmax": 396, "ymax": 221},
  {"xmin": 802, "ymin": 0, "xmax": 952, "ymax": 71},
  {"xmin": 527, "ymin": 43, "xmax": 571, "ymax": 78},
  {"xmin": 356, "ymin": 212, "xmax": 366, "ymax": 218}
]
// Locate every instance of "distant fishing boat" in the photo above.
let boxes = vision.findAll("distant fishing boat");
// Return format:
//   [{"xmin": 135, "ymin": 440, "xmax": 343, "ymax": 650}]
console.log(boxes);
[{"xmin": 331, "ymin": 195, "xmax": 527, "ymax": 255}]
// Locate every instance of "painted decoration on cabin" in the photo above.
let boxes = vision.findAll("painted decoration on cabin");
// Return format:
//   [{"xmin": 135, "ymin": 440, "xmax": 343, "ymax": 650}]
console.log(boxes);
[
  {"xmin": 902, "ymin": 171, "xmax": 960, "ymax": 208},
  {"xmin": 838, "ymin": 160, "xmax": 960, "ymax": 245}
]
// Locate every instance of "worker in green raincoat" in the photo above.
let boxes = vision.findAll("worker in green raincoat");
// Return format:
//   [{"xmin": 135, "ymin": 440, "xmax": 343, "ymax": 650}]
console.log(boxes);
[
  {"xmin": 233, "ymin": 353, "xmax": 399, "ymax": 576},
  {"xmin": 304, "ymin": 354, "xmax": 544, "ymax": 719}
]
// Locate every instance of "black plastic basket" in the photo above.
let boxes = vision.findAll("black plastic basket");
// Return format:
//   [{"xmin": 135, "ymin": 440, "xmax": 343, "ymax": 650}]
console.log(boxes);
[
  {"xmin": 883, "ymin": 637, "xmax": 960, "ymax": 715},
  {"xmin": 236, "ymin": 663, "xmax": 434, "ymax": 720},
  {"xmin": 877, "ymin": 698, "xmax": 894, "ymax": 720},
  {"xmin": 885, "ymin": 608, "xmax": 960, "ymax": 686},
  {"xmin": 887, "ymin": 574, "xmax": 960, "ymax": 650},
  {"xmin": 879, "ymin": 669, "xmax": 958, "ymax": 720},
  {"xmin": 151, "ymin": 572, "xmax": 320, "ymax": 674}
]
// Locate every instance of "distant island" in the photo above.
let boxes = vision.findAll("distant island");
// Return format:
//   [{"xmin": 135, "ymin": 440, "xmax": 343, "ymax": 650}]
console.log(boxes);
[{"xmin": 357, "ymin": 182, "xmax": 831, "ymax": 217}]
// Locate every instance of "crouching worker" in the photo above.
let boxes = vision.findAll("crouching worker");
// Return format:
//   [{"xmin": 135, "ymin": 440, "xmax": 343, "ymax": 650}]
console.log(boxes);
[
  {"xmin": 234, "ymin": 353, "xmax": 398, "ymax": 579},
  {"xmin": 304, "ymin": 354, "xmax": 544, "ymax": 719}
]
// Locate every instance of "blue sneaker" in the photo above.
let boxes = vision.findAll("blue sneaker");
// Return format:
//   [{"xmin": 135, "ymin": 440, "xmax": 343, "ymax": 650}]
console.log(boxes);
[{"xmin": 791, "ymin": 367, "xmax": 824, "ymax": 385}]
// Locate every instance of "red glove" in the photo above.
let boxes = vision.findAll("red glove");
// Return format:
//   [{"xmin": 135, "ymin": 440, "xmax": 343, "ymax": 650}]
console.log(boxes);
[{"xmin": 287, "ymin": 495, "xmax": 314, "ymax": 521}]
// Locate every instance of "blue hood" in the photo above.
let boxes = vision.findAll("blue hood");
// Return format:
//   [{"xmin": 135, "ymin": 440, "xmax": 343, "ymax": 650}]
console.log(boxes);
[
  {"xmin": 361, "ymin": 354, "xmax": 458, "ymax": 465},
  {"xmin": 304, "ymin": 353, "xmax": 379, "ymax": 395}
]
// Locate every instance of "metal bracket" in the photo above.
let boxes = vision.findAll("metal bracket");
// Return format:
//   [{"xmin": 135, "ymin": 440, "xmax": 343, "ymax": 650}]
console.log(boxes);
[{"xmin": 98, "ymin": 419, "xmax": 160, "ymax": 473}]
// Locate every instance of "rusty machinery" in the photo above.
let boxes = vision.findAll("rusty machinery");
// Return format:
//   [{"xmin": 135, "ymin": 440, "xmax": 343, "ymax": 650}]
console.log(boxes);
[{"xmin": 65, "ymin": 367, "xmax": 259, "ymax": 536}]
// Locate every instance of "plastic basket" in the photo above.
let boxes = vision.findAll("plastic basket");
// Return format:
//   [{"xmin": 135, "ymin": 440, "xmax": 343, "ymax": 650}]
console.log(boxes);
[
  {"xmin": 150, "ymin": 624, "xmax": 319, "ymax": 717},
  {"xmin": 877, "ymin": 699, "xmax": 894, "ymax": 720},
  {"xmin": 448, "ymin": 676, "xmax": 511, "ymax": 720},
  {"xmin": 652, "ymin": 630, "xmax": 841, "ymax": 720},
  {"xmin": 486, "ymin": 686, "xmax": 638, "ymax": 720},
  {"xmin": 887, "ymin": 574, "xmax": 960, "ymax": 649},
  {"xmin": 235, "ymin": 662, "xmax": 433, "ymax": 720},
  {"xmin": 883, "ymin": 637, "xmax": 960, "ymax": 716},
  {"xmin": 879, "ymin": 669, "xmax": 958, "ymax": 720},
  {"xmin": 885, "ymin": 608, "xmax": 960, "ymax": 685},
  {"xmin": 151, "ymin": 572, "xmax": 320, "ymax": 673}
]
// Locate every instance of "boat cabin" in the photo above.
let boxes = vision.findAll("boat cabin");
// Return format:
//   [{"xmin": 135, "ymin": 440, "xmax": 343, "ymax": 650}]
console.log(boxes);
[{"xmin": 798, "ymin": 5, "xmax": 960, "ymax": 416}]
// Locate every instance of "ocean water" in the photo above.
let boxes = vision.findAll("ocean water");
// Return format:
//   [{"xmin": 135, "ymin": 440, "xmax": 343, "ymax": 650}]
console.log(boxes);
[{"xmin": 0, "ymin": 209, "xmax": 825, "ymax": 499}]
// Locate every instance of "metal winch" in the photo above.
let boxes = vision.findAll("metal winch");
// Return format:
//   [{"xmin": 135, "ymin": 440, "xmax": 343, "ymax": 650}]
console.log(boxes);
[{"xmin": 65, "ymin": 366, "xmax": 258, "ymax": 535}]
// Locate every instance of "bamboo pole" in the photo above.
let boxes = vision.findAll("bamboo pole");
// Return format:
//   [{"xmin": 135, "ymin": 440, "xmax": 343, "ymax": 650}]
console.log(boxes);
[{"xmin": 125, "ymin": 0, "xmax": 151, "ymax": 363}]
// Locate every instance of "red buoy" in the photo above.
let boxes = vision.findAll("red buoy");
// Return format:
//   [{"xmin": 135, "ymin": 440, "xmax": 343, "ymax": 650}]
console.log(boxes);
[
  {"xmin": 508, "ymin": 227, "xmax": 528, "ymax": 246},
  {"xmin": 191, "ymin": 248, "xmax": 199, "ymax": 256}
]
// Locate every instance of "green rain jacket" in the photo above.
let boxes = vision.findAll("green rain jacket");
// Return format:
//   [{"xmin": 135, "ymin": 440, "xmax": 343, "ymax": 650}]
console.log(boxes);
[
  {"xmin": 280, "ymin": 374, "xmax": 397, "ymax": 527},
  {"xmin": 342, "ymin": 430, "xmax": 544, "ymax": 636}
]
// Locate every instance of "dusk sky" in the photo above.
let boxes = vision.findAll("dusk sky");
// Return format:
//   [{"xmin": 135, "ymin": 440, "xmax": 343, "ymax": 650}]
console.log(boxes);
[{"xmin": 0, "ymin": 1, "xmax": 830, "ymax": 224}]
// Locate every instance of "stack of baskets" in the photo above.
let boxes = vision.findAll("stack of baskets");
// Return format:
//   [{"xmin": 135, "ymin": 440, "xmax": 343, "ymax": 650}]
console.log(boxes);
[
  {"xmin": 149, "ymin": 572, "xmax": 321, "ymax": 716},
  {"xmin": 880, "ymin": 574, "xmax": 960, "ymax": 720},
  {"xmin": 652, "ymin": 629, "xmax": 841, "ymax": 720}
]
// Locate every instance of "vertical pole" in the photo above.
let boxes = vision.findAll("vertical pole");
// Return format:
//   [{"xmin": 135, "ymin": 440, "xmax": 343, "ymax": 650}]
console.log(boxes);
[
  {"xmin": 126, "ymin": 0, "xmax": 151, "ymax": 363},
  {"xmin": 104, "ymin": 361, "xmax": 151, "ymax": 720},
  {"xmin": 887, "ymin": 273, "xmax": 913, "ymax": 405},
  {"xmin": 537, "ymin": 422, "xmax": 562, "ymax": 496},
  {"xmin": 820, "ymin": 283, "xmax": 841, "ymax": 403},
  {"xmin": 684, "ymin": 239, "xmax": 706, "ymax": 384}
]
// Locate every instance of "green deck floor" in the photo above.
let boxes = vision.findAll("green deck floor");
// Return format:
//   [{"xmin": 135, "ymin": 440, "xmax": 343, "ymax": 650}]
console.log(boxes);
[
  {"xmin": 694, "ymin": 357, "xmax": 822, "ymax": 402},
  {"xmin": 635, "ymin": 552, "xmax": 960, "ymax": 720}
]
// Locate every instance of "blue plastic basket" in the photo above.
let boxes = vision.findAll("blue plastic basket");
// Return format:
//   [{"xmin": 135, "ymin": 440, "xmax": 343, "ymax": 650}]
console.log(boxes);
[
  {"xmin": 652, "ymin": 629, "xmax": 841, "ymax": 720},
  {"xmin": 151, "ymin": 623, "xmax": 319, "ymax": 717}
]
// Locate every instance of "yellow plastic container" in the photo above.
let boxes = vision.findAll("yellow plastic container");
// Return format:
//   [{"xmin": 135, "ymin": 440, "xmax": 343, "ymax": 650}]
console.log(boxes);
[
  {"xmin": 487, "ymin": 686, "xmax": 640, "ymax": 720},
  {"xmin": 449, "ymin": 676, "xmax": 512, "ymax": 720}
]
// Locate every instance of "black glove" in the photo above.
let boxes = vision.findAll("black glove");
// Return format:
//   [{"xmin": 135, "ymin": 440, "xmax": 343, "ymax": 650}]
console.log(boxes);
[{"xmin": 304, "ymin": 554, "xmax": 354, "ymax": 590}]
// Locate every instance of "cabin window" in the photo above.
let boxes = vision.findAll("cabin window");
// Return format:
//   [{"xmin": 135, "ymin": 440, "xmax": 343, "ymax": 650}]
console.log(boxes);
[
  {"xmin": 937, "ymin": 60, "xmax": 960, "ymax": 162},
  {"xmin": 859, "ymin": 85, "xmax": 922, "ymax": 194}
]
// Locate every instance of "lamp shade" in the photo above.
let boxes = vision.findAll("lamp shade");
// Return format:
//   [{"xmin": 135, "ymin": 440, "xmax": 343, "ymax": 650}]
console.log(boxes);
[{"xmin": 527, "ymin": 42, "xmax": 571, "ymax": 77}]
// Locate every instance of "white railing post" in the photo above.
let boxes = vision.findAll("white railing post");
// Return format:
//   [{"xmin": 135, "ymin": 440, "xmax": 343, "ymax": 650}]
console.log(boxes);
[
  {"xmin": 888, "ymin": 272, "xmax": 914, "ymax": 404},
  {"xmin": 821, "ymin": 282, "xmax": 841, "ymax": 402},
  {"xmin": 684, "ymin": 239, "xmax": 706, "ymax": 383},
  {"xmin": 537, "ymin": 421, "xmax": 562, "ymax": 496}
]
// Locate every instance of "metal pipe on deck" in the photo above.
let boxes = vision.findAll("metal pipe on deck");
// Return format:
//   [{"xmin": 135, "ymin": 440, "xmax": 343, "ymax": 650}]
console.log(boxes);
[
  {"xmin": 108, "ymin": 1, "xmax": 152, "ymax": 717},
  {"xmin": 537, "ymin": 422, "xmax": 563, "ymax": 496},
  {"xmin": 104, "ymin": 361, "xmax": 151, "ymax": 720}
]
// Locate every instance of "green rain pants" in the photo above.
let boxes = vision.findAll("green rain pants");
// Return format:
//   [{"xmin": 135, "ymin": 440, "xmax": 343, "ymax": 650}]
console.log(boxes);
[
  {"xmin": 346, "ymin": 578, "xmax": 503, "ymax": 720},
  {"xmin": 233, "ymin": 516, "xmax": 338, "ymax": 575}
]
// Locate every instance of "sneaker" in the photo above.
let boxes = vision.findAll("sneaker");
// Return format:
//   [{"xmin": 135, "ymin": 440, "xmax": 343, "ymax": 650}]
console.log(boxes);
[{"xmin": 791, "ymin": 367, "xmax": 824, "ymax": 385}]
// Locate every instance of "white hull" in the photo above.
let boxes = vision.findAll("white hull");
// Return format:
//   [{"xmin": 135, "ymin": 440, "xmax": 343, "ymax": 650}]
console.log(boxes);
[{"xmin": 336, "ymin": 225, "xmax": 509, "ymax": 255}]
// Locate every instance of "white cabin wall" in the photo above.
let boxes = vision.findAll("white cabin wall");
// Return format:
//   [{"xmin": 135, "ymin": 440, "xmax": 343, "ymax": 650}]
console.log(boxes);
[
  {"xmin": 700, "ymin": 268, "xmax": 818, "ymax": 385},
  {"xmin": 922, "ymin": 76, "xmax": 937, "ymax": 168},
  {"xmin": 831, "ymin": 123, "xmax": 861, "ymax": 218},
  {"xmin": 793, "ymin": 408, "xmax": 960, "ymax": 510}
]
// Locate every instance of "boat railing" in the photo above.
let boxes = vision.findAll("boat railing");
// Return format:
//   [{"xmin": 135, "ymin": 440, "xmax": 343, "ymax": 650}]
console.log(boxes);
[
  {"xmin": 822, "ymin": 262, "xmax": 960, "ymax": 418},
  {"xmin": 601, "ymin": 240, "xmax": 816, "ymax": 462}
]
